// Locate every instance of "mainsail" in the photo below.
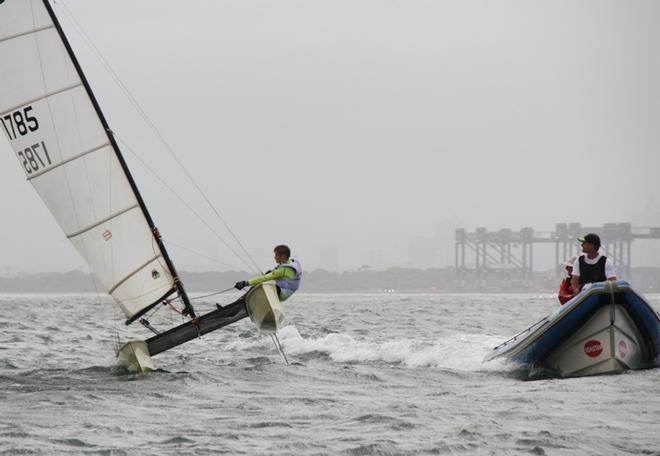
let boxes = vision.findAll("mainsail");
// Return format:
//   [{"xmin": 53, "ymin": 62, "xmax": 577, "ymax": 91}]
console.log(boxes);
[
  {"xmin": 0, "ymin": 1, "xmax": 284, "ymax": 370},
  {"xmin": 0, "ymin": 0, "xmax": 194, "ymax": 322}
]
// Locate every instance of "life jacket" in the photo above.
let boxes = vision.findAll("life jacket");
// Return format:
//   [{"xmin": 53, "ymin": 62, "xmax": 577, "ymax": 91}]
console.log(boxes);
[
  {"xmin": 275, "ymin": 258, "xmax": 302, "ymax": 301},
  {"xmin": 578, "ymin": 255, "xmax": 607, "ymax": 285},
  {"xmin": 558, "ymin": 277, "xmax": 575, "ymax": 305}
]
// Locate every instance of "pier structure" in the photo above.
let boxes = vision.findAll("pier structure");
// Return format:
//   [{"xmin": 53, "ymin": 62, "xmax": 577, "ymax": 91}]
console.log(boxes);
[{"xmin": 455, "ymin": 223, "xmax": 660, "ymax": 289}]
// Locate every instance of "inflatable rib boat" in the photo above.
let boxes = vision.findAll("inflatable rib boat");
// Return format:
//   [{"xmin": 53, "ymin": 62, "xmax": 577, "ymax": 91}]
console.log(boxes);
[{"xmin": 484, "ymin": 281, "xmax": 660, "ymax": 378}]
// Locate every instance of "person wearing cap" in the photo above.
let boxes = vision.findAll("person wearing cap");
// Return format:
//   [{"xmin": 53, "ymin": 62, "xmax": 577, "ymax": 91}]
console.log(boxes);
[
  {"xmin": 570, "ymin": 233, "xmax": 617, "ymax": 291},
  {"xmin": 558, "ymin": 256, "xmax": 578, "ymax": 304}
]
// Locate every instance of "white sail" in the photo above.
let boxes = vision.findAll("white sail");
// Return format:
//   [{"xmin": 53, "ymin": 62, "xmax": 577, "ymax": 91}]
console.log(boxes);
[{"xmin": 0, "ymin": 0, "xmax": 177, "ymax": 319}]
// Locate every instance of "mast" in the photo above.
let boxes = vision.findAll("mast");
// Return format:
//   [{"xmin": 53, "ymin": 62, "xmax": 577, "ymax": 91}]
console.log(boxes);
[{"xmin": 41, "ymin": 0, "xmax": 196, "ymax": 321}]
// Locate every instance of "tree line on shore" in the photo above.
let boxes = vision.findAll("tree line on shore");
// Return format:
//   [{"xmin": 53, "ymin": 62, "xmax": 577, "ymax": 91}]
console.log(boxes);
[
  {"xmin": 0, "ymin": 268, "xmax": 452, "ymax": 293},
  {"xmin": 1, "ymin": 267, "xmax": 659, "ymax": 293}
]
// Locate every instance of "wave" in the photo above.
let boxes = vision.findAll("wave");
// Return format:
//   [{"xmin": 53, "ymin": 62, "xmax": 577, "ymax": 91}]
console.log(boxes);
[{"xmin": 225, "ymin": 325, "xmax": 511, "ymax": 372}]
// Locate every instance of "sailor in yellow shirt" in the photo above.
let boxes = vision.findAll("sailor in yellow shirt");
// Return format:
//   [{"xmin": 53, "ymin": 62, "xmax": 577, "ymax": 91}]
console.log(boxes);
[{"xmin": 234, "ymin": 245, "xmax": 302, "ymax": 301}]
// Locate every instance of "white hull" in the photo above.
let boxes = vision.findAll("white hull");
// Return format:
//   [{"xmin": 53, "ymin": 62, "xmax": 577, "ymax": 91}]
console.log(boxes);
[
  {"xmin": 245, "ymin": 283, "xmax": 284, "ymax": 333},
  {"xmin": 485, "ymin": 281, "xmax": 660, "ymax": 378},
  {"xmin": 545, "ymin": 304, "xmax": 645, "ymax": 376},
  {"xmin": 116, "ymin": 340, "xmax": 155, "ymax": 373},
  {"xmin": 114, "ymin": 284, "xmax": 285, "ymax": 372}
]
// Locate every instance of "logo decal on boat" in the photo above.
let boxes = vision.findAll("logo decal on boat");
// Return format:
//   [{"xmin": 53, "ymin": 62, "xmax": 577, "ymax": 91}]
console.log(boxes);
[
  {"xmin": 584, "ymin": 340, "xmax": 603, "ymax": 358},
  {"xmin": 102, "ymin": 229, "xmax": 112, "ymax": 241},
  {"xmin": 618, "ymin": 340, "xmax": 628, "ymax": 358}
]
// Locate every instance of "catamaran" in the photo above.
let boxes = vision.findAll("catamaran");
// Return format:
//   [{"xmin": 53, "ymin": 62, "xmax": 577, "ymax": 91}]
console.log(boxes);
[{"xmin": 0, "ymin": 0, "xmax": 284, "ymax": 372}]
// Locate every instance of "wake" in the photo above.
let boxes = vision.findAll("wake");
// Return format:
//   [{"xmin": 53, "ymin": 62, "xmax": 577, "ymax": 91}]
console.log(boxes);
[{"xmin": 236, "ymin": 325, "xmax": 512, "ymax": 372}]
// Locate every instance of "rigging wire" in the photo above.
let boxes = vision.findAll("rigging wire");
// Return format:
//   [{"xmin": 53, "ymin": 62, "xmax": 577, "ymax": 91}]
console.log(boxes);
[
  {"xmin": 189, "ymin": 287, "xmax": 236, "ymax": 301},
  {"xmin": 54, "ymin": 1, "xmax": 263, "ymax": 275},
  {"xmin": 164, "ymin": 241, "xmax": 236, "ymax": 270},
  {"xmin": 116, "ymin": 134, "xmax": 258, "ymax": 274}
]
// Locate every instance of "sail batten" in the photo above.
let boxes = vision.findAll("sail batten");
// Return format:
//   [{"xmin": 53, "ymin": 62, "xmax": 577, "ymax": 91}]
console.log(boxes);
[
  {"xmin": 66, "ymin": 204, "xmax": 139, "ymax": 239},
  {"xmin": 0, "ymin": 23, "xmax": 53, "ymax": 44},
  {"xmin": 0, "ymin": 0, "xmax": 192, "ymax": 321},
  {"xmin": 108, "ymin": 254, "xmax": 166, "ymax": 295},
  {"xmin": 0, "ymin": 82, "xmax": 82, "ymax": 118},
  {"xmin": 27, "ymin": 141, "xmax": 109, "ymax": 180}
]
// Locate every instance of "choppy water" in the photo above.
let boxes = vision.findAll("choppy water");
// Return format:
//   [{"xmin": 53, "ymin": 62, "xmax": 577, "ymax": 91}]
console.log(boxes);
[{"xmin": 1, "ymin": 292, "xmax": 660, "ymax": 455}]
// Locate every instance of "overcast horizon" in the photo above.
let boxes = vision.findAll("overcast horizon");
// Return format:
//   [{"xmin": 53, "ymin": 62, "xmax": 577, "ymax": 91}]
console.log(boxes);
[{"xmin": 1, "ymin": 0, "xmax": 660, "ymax": 275}]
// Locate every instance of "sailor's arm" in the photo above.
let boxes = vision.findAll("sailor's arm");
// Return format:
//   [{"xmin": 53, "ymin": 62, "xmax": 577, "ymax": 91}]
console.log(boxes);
[
  {"xmin": 605, "ymin": 258, "xmax": 617, "ymax": 281},
  {"xmin": 570, "ymin": 258, "xmax": 581, "ymax": 290},
  {"xmin": 246, "ymin": 267, "xmax": 295, "ymax": 286},
  {"xmin": 571, "ymin": 275, "xmax": 580, "ymax": 291}
]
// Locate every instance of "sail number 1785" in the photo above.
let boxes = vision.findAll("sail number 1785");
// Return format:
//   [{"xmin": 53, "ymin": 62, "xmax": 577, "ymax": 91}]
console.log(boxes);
[
  {"xmin": 18, "ymin": 142, "xmax": 52, "ymax": 175},
  {"xmin": 1, "ymin": 106, "xmax": 39, "ymax": 140}
]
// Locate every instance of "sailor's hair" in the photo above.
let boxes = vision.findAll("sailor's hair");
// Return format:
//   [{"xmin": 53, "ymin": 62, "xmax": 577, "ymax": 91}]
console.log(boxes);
[{"xmin": 274, "ymin": 245, "xmax": 290, "ymax": 258}]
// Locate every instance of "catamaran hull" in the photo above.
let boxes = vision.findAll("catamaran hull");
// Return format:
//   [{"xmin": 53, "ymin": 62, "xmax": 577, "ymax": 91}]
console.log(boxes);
[
  {"xmin": 116, "ymin": 340, "xmax": 155, "ymax": 373},
  {"xmin": 484, "ymin": 281, "xmax": 660, "ymax": 378},
  {"xmin": 245, "ymin": 283, "xmax": 284, "ymax": 333},
  {"xmin": 114, "ymin": 302, "xmax": 248, "ymax": 373},
  {"xmin": 114, "ymin": 284, "xmax": 285, "ymax": 372}
]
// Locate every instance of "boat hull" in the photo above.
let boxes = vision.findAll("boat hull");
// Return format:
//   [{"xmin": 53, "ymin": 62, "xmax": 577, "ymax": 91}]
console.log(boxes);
[
  {"xmin": 245, "ymin": 283, "xmax": 284, "ymax": 333},
  {"xmin": 545, "ymin": 304, "xmax": 645, "ymax": 376},
  {"xmin": 114, "ymin": 283, "xmax": 284, "ymax": 372},
  {"xmin": 485, "ymin": 281, "xmax": 660, "ymax": 378},
  {"xmin": 116, "ymin": 340, "xmax": 155, "ymax": 373}
]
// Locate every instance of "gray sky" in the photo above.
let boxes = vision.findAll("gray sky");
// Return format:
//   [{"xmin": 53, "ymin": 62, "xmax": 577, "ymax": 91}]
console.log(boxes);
[{"xmin": 1, "ymin": 0, "xmax": 660, "ymax": 274}]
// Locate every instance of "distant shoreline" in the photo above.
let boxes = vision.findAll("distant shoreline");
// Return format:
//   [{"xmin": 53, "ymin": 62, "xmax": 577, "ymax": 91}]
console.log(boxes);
[{"xmin": 1, "ymin": 268, "xmax": 659, "ymax": 293}]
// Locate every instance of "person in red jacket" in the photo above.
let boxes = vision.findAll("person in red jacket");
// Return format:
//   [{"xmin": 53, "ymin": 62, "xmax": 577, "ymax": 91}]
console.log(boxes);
[{"xmin": 558, "ymin": 256, "xmax": 577, "ymax": 305}]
